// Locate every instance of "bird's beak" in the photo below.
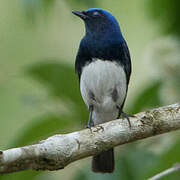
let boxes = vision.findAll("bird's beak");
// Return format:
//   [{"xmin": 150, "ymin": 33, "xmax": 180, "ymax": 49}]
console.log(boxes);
[{"xmin": 72, "ymin": 11, "xmax": 88, "ymax": 20}]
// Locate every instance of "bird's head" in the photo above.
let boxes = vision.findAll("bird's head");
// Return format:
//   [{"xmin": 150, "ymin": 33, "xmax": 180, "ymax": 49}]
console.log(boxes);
[{"xmin": 72, "ymin": 8, "xmax": 123, "ymax": 42}]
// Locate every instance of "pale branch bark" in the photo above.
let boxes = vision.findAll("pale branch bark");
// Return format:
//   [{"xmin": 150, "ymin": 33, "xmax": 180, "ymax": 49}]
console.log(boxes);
[
  {"xmin": 0, "ymin": 103, "xmax": 180, "ymax": 174},
  {"xmin": 148, "ymin": 163, "xmax": 180, "ymax": 180}
]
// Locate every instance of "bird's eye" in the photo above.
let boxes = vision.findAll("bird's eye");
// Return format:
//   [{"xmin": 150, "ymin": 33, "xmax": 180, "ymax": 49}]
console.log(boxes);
[{"xmin": 92, "ymin": 11, "xmax": 100, "ymax": 16}]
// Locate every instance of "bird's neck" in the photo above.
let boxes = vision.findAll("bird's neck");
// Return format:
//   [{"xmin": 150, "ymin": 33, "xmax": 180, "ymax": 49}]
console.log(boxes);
[
  {"xmin": 83, "ymin": 35, "xmax": 125, "ymax": 60},
  {"xmin": 84, "ymin": 30, "xmax": 124, "ymax": 49},
  {"xmin": 86, "ymin": 28, "xmax": 123, "ymax": 41}
]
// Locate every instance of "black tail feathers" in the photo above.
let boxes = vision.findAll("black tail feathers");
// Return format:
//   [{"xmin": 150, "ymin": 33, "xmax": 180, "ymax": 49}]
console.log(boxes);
[{"xmin": 92, "ymin": 148, "xmax": 114, "ymax": 173}]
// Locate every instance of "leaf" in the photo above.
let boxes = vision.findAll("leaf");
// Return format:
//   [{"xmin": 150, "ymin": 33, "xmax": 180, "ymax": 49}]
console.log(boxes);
[
  {"xmin": 147, "ymin": 0, "xmax": 180, "ymax": 36},
  {"xmin": 27, "ymin": 61, "xmax": 83, "ymax": 105},
  {"xmin": 115, "ymin": 146, "xmax": 158, "ymax": 180},
  {"xmin": 0, "ymin": 171, "xmax": 40, "ymax": 180},
  {"xmin": 128, "ymin": 81, "xmax": 162, "ymax": 114},
  {"xmin": 8, "ymin": 114, "xmax": 74, "ymax": 148},
  {"xmin": 145, "ymin": 139, "xmax": 180, "ymax": 179},
  {"xmin": 26, "ymin": 60, "xmax": 88, "ymax": 123}
]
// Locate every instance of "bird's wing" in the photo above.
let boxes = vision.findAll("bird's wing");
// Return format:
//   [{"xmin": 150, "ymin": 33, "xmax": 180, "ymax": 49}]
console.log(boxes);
[
  {"xmin": 120, "ymin": 41, "xmax": 132, "ymax": 86},
  {"xmin": 75, "ymin": 39, "xmax": 90, "ymax": 82},
  {"xmin": 75, "ymin": 53, "xmax": 82, "ymax": 82},
  {"xmin": 116, "ymin": 41, "xmax": 132, "ymax": 111}
]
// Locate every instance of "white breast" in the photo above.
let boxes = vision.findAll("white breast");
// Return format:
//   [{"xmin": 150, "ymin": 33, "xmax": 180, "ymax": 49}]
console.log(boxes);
[{"xmin": 80, "ymin": 59, "xmax": 127, "ymax": 124}]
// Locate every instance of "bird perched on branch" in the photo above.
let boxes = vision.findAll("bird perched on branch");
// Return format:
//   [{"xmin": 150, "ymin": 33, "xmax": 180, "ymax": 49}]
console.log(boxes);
[{"xmin": 72, "ymin": 8, "xmax": 132, "ymax": 173}]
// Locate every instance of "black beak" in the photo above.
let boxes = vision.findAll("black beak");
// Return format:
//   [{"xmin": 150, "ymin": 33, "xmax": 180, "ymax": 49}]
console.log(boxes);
[{"xmin": 72, "ymin": 10, "xmax": 88, "ymax": 20}]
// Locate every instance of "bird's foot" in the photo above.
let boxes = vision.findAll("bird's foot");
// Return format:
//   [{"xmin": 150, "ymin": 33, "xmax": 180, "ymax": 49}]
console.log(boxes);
[
  {"xmin": 85, "ymin": 120, "xmax": 94, "ymax": 129},
  {"xmin": 85, "ymin": 125, "xmax": 92, "ymax": 129},
  {"xmin": 85, "ymin": 105, "xmax": 94, "ymax": 129},
  {"xmin": 121, "ymin": 111, "xmax": 135, "ymax": 128},
  {"xmin": 93, "ymin": 125, "xmax": 104, "ymax": 132},
  {"xmin": 85, "ymin": 123, "xmax": 94, "ymax": 133}
]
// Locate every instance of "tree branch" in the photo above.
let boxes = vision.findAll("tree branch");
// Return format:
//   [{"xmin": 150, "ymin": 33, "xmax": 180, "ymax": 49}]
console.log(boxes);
[
  {"xmin": 0, "ymin": 103, "xmax": 180, "ymax": 174},
  {"xmin": 148, "ymin": 163, "xmax": 180, "ymax": 180}
]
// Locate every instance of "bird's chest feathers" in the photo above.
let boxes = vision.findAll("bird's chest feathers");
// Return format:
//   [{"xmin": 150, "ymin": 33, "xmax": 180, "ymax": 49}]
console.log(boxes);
[{"xmin": 80, "ymin": 59, "xmax": 127, "ymax": 111}]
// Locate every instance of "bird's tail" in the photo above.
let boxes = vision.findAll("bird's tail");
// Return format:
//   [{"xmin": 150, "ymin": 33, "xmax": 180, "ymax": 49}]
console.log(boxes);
[{"xmin": 92, "ymin": 148, "xmax": 114, "ymax": 173}]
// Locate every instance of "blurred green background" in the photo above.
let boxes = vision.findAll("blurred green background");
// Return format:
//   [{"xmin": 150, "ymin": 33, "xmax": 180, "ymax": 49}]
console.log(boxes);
[{"xmin": 0, "ymin": 0, "xmax": 180, "ymax": 179}]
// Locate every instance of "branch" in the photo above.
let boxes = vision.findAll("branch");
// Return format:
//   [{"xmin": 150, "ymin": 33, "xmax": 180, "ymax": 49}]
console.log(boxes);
[
  {"xmin": 148, "ymin": 163, "xmax": 180, "ymax": 180},
  {"xmin": 0, "ymin": 103, "xmax": 180, "ymax": 174}
]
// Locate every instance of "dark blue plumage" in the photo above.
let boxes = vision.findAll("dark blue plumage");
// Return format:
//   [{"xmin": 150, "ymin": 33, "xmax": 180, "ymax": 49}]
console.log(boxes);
[
  {"xmin": 73, "ymin": 8, "xmax": 132, "ymax": 173},
  {"xmin": 76, "ymin": 37, "xmax": 131, "ymax": 85},
  {"xmin": 74, "ymin": 8, "xmax": 131, "ymax": 84}
]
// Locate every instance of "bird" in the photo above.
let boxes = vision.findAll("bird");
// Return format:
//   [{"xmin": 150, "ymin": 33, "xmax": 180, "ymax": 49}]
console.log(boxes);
[{"xmin": 72, "ymin": 8, "xmax": 132, "ymax": 173}]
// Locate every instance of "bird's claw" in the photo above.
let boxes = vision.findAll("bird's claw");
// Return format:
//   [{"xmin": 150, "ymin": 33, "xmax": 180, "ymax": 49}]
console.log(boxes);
[
  {"xmin": 121, "ymin": 111, "xmax": 134, "ymax": 128},
  {"xmin": 95, "ymin": 125, "xmax": 104, "ymax": 132},
  {"xmin": 85, "ymin": 125, "xmax": 91, "ymax": 129},
  {"xmin": 85, "ymin": 121, "xmax": 94, "ymax": 129}
]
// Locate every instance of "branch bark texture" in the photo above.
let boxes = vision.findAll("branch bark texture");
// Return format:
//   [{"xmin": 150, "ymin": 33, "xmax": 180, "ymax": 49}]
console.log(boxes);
[{"xmin": 0, "ymin": 103, "xmax": 180, "ymax": 174}]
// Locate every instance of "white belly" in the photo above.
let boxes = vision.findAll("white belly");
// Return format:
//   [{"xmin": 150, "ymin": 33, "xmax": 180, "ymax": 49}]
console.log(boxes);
[{"xmin": 80, "ymin": 59, "xmax": 127, "ymax": 124}]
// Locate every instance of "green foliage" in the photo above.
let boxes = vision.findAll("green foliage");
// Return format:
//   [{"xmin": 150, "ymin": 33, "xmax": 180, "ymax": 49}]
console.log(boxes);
[
  {"xmin": 128, "ymin": 81, "xmax": 162, "ymax": 114},
  {"xmin": 0, "ymin": 171, "xmax": 41, "ymax": 180},
  {"xmin": 27, "ymin": 61, "xmax": 87, "ymax": 121},
  {"xmin": 74, "ymin": 145, "xmax": 158, "ymax": 180},
  {"xmin": 0, "ymin": 61, "xmax": 88, "ymax": 180},
  {"xmin": 27, "ymin": 61, "xmax": 81, "ymax": 101},
  {"xmin": 147, "ymin": 0, "xmax": 180, "ymax": 36},
  {"xmin": 66, "ymin": 0, "xmax": 97, "ymax": 9},
  {"xmin": 0, "ymin": 0, "xmax": 180, "ymax": 179},
  {"xmin": 23, "ymin": 0, "xmax": 97, "ymax": 22},
  {"xmin": 9, "ymin": 114, "xmax": 72, "ymax": 148},
  {"xmin": 23, "ymin": 0, "xmax": 55, "ymax": 22},
  {"xmin": 145, "ymin": 140, "xmax": 180, "ymax": 180}
]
